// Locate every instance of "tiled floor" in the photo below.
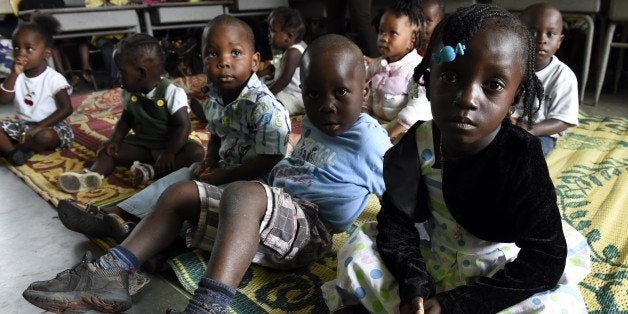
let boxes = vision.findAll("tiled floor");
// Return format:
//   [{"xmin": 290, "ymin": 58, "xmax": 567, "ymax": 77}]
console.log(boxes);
[{"xmin": 0, "ymin": 86, "xmax": 625, "ymax": 312}]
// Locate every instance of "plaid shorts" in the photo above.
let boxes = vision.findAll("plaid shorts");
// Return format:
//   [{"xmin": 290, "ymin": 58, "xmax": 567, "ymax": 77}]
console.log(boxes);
[
  {"xmin": 186, "ymin": 181, "xmax": 333, "ymax": 269},
  {"xmin": 0, "ymin": 119, "xmax": 74, "ymax": 150}
]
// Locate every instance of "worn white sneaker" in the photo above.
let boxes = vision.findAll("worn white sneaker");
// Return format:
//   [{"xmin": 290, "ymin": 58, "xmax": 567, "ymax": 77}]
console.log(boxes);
[{"xmin": 58, "ymin": 169, "xmax": 104, "ymax": 193}]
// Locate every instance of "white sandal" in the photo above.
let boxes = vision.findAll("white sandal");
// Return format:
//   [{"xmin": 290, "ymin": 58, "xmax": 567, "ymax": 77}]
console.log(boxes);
[
  {"xmin": 130, "ymin": 161, "xmax": 155, "ymax": 187},
  {"xmin": 58, "ymin": 169, "xmax": 104, "ymax": 193}
]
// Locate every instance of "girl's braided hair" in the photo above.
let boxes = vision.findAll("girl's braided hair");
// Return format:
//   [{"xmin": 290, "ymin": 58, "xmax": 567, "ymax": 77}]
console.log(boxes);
[
  {"xmin": 115, "ymin": 33, "xmax": 166, "ymax": 71},
  {"xmin": 413, "ymin": 4, "xmax": 543, "ymax": 127},
  {"xmin": 387, "ymin": 0, "xmax": 425, "ymax": 50},
  {"xmin": 15, "ymin": 13, "xmax": 61, "ymax": 48}
]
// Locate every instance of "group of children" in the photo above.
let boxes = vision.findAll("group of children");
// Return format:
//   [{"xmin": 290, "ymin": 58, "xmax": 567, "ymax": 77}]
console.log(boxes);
[{"xmin": 1, "ymin": 1, "xmax": 590, "ymax": 313}]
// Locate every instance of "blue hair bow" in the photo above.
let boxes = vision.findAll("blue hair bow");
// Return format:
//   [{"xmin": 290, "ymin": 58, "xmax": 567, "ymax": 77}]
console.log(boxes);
[{"xmin": 431, "ymin": 43, "xmax": 466, "ymax": 64}]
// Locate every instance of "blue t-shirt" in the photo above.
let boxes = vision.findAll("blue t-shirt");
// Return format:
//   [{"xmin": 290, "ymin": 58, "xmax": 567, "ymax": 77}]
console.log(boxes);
[{"xmin": 268, "ymin": 114, "xmax": 391, "ymax": 232}]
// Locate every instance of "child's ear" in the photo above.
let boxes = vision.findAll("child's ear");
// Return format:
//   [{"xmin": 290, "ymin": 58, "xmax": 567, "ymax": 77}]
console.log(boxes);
[
  {"xmin": 251, "ymin": 52, "xmax": 261, "ymax": 72},
  {"xmin": 362, "ymin": 80, "xmax": 370, "ymax": 102},
  {"xmin": 44, "ymin": 48, "xmax": 51, "ymax": 59},
  {"xmin": 557, "ymin": 33, "xmax": 565, "ymax": 49}
]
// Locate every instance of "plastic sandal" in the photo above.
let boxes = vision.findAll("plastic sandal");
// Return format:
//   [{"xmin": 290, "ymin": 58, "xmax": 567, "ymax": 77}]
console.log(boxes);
[{"xmin": 58, "ymin": 169, "xmax": 104, "ymax": 193}]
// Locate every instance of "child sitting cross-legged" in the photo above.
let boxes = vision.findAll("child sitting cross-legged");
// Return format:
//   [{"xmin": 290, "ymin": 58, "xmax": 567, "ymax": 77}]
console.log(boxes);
[
  {"xmin": 57, "ymin": 33, "xmax": 205, "ymax": 193},
  {"xmin": 22, "ymin": 33, "xmax": 391, "ymax": 313},
  {"xmin": 55, "ymin": 15, "xmax": 291, "ymax": 243},
  {"xmin": 322, "ymin": 4, "xmax": 590, "ymax": 313}
]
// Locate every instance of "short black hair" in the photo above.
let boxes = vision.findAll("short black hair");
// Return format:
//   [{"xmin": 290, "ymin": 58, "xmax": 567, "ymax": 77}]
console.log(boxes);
[
  {"xmin": 269, "ymin": 6, "xmax": 306, "ymax": 43},
  {"xmin": 382, "ymin": 0, "xmax": 425, "ymax": 49},
  {"xmin": 301, "ymin": 34, "xmax": 364, "ymax": 78},
  {"xmin": 204, "ymin": 14, "xmax": 255, "ymax": 51},
  {"xmin": 413, "ymin": 4, "xmax": 543, "ymax": 128},
  {"xmin": 115, "ymin": 33, "xmax": 165, "ymax": 70},
  {"xmin": 14, "ymin": 13, "xmax": 60, "ymax": 48}
]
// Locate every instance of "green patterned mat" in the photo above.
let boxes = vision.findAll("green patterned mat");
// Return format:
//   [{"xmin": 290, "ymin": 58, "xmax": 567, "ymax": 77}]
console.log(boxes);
[{"xmin": 169, "ymin": 112, "xmax": 627, "ymax": 313}]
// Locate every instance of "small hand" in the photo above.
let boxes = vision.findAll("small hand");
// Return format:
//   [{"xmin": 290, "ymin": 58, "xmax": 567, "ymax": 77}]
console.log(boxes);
[
  {"xmin": 401, "ymin": 297, "xmax": 424, "ymax": 314},
  {"xmin": 198, "ymin": 167, "xmax": 229, "ymax": 186},
  {"xmin": 102, "ymin": 140, "xmax": 120, "ymax": 157},
  {"xmin": 13, "ymin": 56, "xmax": 27, "ymax": 75},
  {"xmin": 154, "ymin": 152, "xmax": 176, "ymax": 176}
]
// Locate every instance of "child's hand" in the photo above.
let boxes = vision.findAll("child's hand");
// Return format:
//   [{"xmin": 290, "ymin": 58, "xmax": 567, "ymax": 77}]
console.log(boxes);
[
  {"xmin": 198, "ymin": 167, "xmax": 229, "ymax": 186},
  {"xmin": 401, "ymin": 296, "xmax": 441, "ymax": 314},
  {"xmin": 101, "ymin": 140, "xmax": 120, "ymax": 157},
  {"xmin": 193, "ymin": 158, "xmax": 218, "ymax": 178},
  {"xmin": 13, "ymin": 55, "xmax": 27, "ymax": 75},
  {"xmin": 154, "ymin": 151, "xmax": 176, "ymax": 175}
]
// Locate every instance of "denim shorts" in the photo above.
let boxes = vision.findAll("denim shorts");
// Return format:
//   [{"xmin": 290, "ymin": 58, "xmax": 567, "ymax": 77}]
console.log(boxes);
[
  {"xmin": 0, "ymin": 119, "xmax": 74, "ymax": 150},
  {"xmin": 186, "ymin": 181, "xmax": 333, "ymax": 269}
]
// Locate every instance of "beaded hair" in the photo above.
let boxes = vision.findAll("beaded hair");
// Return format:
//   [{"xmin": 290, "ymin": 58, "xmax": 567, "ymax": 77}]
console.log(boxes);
[
  {"xmin": 115, "ymin": 33, "xmax": 165, "ymax": 70},
  {"xmin": 269, "ymin": 6, "xmax": 306, "ymax": 43},
  {"xmin": 413, "ymin": 4, "xmax": 543, "ymax": 127},
  {"xmin": 14, "ymin": 14, "xmax": 60, "ymax": 48}
]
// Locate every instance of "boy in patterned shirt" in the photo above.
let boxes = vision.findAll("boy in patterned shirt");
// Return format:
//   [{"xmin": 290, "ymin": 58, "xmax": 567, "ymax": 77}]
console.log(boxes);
[{"xmin": 55, "ymin": 15, "xmax": 291, "ymax": 243}]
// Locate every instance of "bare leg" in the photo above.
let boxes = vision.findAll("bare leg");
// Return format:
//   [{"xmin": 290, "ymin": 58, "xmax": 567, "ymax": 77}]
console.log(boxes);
[
  {"xmin": 90, "ymin": 142, "xmax": 152, "ymax": 177},
  {"xmin": 120, "ymin": 181, "xmax": 201, "ymax": 264},
  {"xmin": 204, "ymin": 181, "xmax": 268, "ymax": 287}
]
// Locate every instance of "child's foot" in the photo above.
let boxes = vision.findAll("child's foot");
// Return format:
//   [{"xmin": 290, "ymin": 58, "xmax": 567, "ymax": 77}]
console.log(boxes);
[
  {"xmin": 2, "ymin": 148, "xmax": 30, "ymax": 166},
  {"xmin": 57, "ymin": 199, "xmax": 134, "ymax": 243},
  {"xmin": 22, "ymin": 251, "xmax": 132, "ymax": 313},
  {"xmin": 130, "ymin": 161, "xmax": 154, "ymax": 187},
  {"xmin": 58, "ymin": 169, "xmax": 104, "ymax": 193}
]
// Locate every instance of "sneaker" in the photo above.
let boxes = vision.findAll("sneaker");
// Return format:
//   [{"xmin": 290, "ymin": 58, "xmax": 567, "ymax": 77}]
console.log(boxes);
[
  {"xmin": 22, "ymin": 251, "xmax": 132, "ymax": 313},
  {"xmin": 58, "ymin": 169, "xmax": 104, "ymax": 193},
  {"xmin": 130, "ymin": 161, "xmax": 155, "ymax": 187},
  {"xmin": 57, "ymin": 199, "xmax": 134, "ymax": 243}
]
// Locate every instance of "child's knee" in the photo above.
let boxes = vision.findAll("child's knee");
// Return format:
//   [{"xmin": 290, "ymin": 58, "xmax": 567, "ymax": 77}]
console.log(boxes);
[
  {"xmin": 30, "ymin": 128, "xmax": 59, "ymax": 151},
  {"xmin": 220, "ymin": 181, "xmax": 266, "ymax": 217}
]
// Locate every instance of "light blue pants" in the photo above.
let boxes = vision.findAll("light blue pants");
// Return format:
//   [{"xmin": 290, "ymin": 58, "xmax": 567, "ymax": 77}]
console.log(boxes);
[{"xmin": 117, "ymin": 165, "xmax": 197, "ymax": 218}]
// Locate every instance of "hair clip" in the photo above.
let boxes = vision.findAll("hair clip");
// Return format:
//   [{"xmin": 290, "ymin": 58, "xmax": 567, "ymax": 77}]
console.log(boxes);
[{"xmin": 431, "ymin": 43, "xmax": 466, "ymax": 64}]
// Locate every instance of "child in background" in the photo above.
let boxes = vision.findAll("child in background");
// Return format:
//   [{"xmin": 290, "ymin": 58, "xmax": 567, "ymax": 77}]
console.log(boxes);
[
  {"xmin": 56, "ymin": 15, "xmax": 291, "ymax": 243},
  {"xmin": 23, "ymin": 34, "xmax": 391, "ymax": 313},
  {"xmin": 0, "ymin": 14, "xmax": 74, "ymax": 167},
  {"xmin": 417, "ymin": 0, "xmax": 444, "ymax": 56},
  {"xmin": 323, "ymin": 4, "xmax": 590, "ymax": 313},
  {"xmin": 366, "ymin": 0, "xmax": 431, "ymax": 142},
  {"xmin": 261, "ymin": 6, "xmax": 307, "ymax": 115},
  {"xmin": 58, "ymin": 33, "xmax": 204, "ymax": 193},
  {"xmin": 511, "ymin": 3, "xmax": 579, "ymax": 157}
]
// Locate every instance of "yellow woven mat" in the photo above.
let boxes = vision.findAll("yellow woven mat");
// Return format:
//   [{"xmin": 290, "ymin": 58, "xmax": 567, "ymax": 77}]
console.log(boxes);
[{"xmin": 546, "ymin": 112, "xmax": 627, "ymax": 312}]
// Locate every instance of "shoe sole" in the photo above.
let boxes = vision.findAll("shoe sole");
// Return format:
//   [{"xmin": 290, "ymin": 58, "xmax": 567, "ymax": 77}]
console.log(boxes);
[
  {"xmin": 59, "ymin": 172, "xmax": 103, "ymax": 193},
  {"xmin": 57, "ymin": 200, "xmax": 111, "ymax": 238},
  {"xmin": 23, "ymin": 289, "xmax": 132, "ymax": 313}
]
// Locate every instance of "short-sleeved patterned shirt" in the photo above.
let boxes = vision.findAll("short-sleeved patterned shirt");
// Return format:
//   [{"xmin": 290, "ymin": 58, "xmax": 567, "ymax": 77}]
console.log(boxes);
[{"xmin": 203, "ymin": 73, "xmax": 291, "ymax": 168}]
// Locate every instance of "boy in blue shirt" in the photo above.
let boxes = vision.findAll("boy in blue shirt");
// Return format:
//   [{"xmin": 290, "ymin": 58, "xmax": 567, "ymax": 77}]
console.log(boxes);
[{"xmin": 23, "ymin": 34, "xmax": 391, "ymax": 313}]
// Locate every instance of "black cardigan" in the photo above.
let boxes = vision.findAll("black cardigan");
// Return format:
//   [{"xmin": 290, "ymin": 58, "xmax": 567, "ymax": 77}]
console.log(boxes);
[{"xmin": 376, "ymin": 121, "xmax": 567, "ymax": 313}]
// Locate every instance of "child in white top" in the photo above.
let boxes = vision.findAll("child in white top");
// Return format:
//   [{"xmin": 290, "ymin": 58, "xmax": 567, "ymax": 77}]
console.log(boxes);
[
  {"xmin": 264, "ymin": 6, "xmax": 307, "ymax": 115},
  {"xmin": 366, "ymin": 0, "xmax": 431, "ymax": 142},
  {"xmin": 511, "ymin": 3, "xmax": 579, "ymax": 157},
  {"xmin": 0, "ymin": 14, "xmax": 73, "ymax": 166}
]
